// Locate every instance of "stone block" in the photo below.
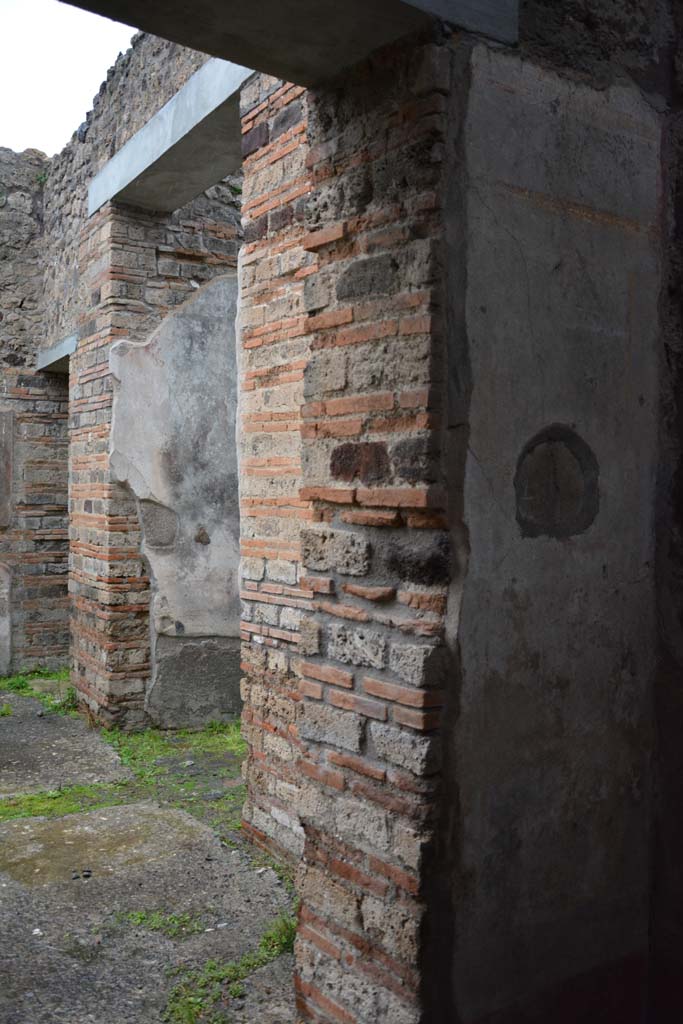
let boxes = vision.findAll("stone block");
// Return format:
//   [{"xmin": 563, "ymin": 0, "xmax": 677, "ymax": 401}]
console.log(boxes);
[
  {"xmin": 370, "ymin": 722, "xmax": 440, "ymax": 776},
  {"xmin": 336, "ymin": 254, "xmax": 398, "ymax": 300},
  {"xmin": 301, "ymin": 527, "xmax": 371, "ymax": 576},
  {"xmin": 146, "ymin": 636, "xmax": 242, "ymax": 728},
  {"xmin": 299, "ymin": 701, "xmax": 364, "ymax": 752},
  {"xmin": 335, "ymin": 796, "xmax": 390, "ymax": 852},
  {"xmin": 389, "ymin": 641, "xmax": 443, "ymax": 687},
  {"xmin": 328, "ymin": 622, "xmax": 386, "ymax": 669}
]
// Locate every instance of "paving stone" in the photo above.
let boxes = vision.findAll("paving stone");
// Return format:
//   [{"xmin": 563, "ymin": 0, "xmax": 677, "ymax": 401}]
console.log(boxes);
[
  {"xmin": 0, "ymin": 802, "xmax": 295, "ymax": 1024},
  {"xmin": 0, "ymin": 693, "xmax": 132, "ymax": 798}
]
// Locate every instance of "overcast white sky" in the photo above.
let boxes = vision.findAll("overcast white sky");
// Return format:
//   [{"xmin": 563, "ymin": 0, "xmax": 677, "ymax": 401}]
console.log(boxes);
[{"xmin": 0, "ymin": 0, "xmax": 136, "ymax": 156}]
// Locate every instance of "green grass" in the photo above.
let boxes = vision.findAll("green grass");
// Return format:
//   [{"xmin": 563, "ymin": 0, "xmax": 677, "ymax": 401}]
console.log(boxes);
[
  {"xmin": 164, "ymin": 913, "xmax": 296, "ymax": 1023},
  {"xmin": 0, "ymin": 703, "xmax": 12, "ymax": 717},
  {"xmin": 0, "ymin": 717, "xmax": 248, "ymax": 841},
  {"xmin": 119, "ymin": 909, "xmax": 205, "ymax": 939},
  {"xmin": 0, "ymin": 782, "xmax": 128, "ymax": 823},
  {"xmin": 0, "ymin": 668, "xmax": 75, "ymax": 715}
]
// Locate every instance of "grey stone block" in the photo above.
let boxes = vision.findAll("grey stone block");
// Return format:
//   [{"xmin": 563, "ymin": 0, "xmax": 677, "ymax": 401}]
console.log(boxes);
[
  {"xmin": 301, "ymin": 528, "xmax": 370, "ymax": 576},
  {"xmin": 328, "ymin": 623, "xmax": 386, "ymax": 669},
  {"xmin": 146, "ymin": 636, "xmax": 242, "ymax": 728}
]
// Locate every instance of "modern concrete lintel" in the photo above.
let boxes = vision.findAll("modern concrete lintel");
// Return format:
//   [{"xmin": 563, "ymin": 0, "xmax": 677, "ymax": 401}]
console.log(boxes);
[
  {"xmin": 62, "ymin": 1, "xmax": 518, "ymax": 86},
  {"xmin": 36, "ymin": 334, "xmax": 78, "ymax": 375},
  {"xmin": 88, "ymin": 59, "xmax": 253, "ymax": 216}
]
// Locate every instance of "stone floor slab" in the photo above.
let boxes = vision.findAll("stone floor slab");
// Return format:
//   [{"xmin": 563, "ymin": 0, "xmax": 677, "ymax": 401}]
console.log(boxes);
[
  {"xmin": 0, "ymin": 802, "xmax": 295, "ymax": 1023},
  {"xmin": 0, "ymin": 693, "xmax": 132, "ymax": 797}
]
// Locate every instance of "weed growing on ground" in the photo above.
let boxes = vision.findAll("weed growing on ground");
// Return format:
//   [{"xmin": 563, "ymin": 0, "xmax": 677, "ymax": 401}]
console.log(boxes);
[
  {"xmin": 0, "ymin": 719, "xmax": 247, "ymax": 841},
  {"xmin": 119, "ymin": 909, "xmax": 205, "ymax": 939},
  {"xmin": 164, "ymin": 913, "xmax": 296, "ymax": 1023},
  {"xmin": 0, "ymin": 703, "xmax": 12, "ymax": 717},
  {"xmin": 0, "ymin": 668, "xmax": 75, "ymax": 715}
]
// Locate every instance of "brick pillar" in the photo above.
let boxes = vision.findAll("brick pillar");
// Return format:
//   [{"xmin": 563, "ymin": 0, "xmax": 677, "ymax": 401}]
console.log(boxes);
[
  {"xmin": 238, "ymin": 75, "xmax": 315, "ymax": 858},
  {"xmin": 239, "ymin": 37, "xmax": 455, "ymax": 1022},
  {"xmin": 72, "ymin": 202, "xmax": 239, "ymax": 725}
]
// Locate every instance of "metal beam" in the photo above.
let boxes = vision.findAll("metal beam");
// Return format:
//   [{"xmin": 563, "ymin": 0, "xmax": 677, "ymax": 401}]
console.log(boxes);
[
  {"xmin": 36, "ymin": 334, "xmax": 78, "ymax": 375},
  {"xmin": 88, "ymin": 59, "xmax": 252, "ymax": 215},
  {"xmin": 60, "ymin": 0, "xmax": 518, "ymax": 86}
]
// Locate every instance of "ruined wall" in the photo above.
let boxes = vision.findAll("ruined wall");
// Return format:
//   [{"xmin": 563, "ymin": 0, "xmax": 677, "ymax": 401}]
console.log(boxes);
[
  {"xmin": 41, "ymin": 33, "xmax": 211, "ymax": 349},
  {"xmin": 0, "ymin": 148, "xmax": 68, "ymax": 673},
  {"xmin": 71, "ymin": 195, "xmax": 240, "ymax": 725},
  {"xmin": 110, "ymin": 274, "xmax": 242, "ymax": 727},
  {"xmin": 30, "ymin": 33, "xmax": 242, "ymax": 722},
  {"xmin": 238, "ymin": 10, "xmax": 676, "ymax": 1021},
  {"xmin": 239, "ymin": 36, "xmax": 458, "ymax": 1022}
]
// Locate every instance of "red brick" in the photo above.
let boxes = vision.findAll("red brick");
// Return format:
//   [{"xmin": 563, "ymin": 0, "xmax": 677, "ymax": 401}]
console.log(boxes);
[
  {"xmin": 399, "ymin": 314, "xmax": 433, "ymax": 335},
  {"xmin": 300, "ymin": 678, "xmax": 324, "ymax": 700},
  {"xmin": 393, "ymin": 706, "xmax": 443, "ymax": 731},
  {"xmin": 299, "ymin": 660, "xmax": 354, "ymax": 688},
  {"xmin": 294, "ymin": 979, "xmax": 355, "ymax": 1024},
  {"xmin": 397, "ymin": 590, "xmax": 447, "ymax": 614},
  {"xmin": 300, "ymin": 758, "xmax": 346, "ymax": 791},
  {"xmin": 301, "ymin": 417, "xmax": 364, "ymax": 439},
  {"xmin": 329, "ymin": 689, "xmax": 387, "ymax": 721},
  {"xmin": 341, "ymin": 508, "xmax": 402, "ymax": 527},
  {"xmin": 328, "ymin": 751, "xmax": 387, "ymax": 782},
  {"xmin": 316, "ymin": 600, "xmax": 370, "ymax": 623},
  {"xmin": 363, "ymin": 675, "xmax": 445, "ymax": 708},
  {"xmin": 342, "ymin": 583, "xmax": 395, "ymax": 602},
  {"xmin": 325, "ymin": 392, "xmax": 394, "ymax": 417},
  {"xmin": 301, "ymin": 576, "xmax": 335, "ymax": 594},
  {"xmin": 329, "ymin": 857, "xmax": 390, "ymax": 897},
  {"xmin": 300, "ymin": 487, "xmax": 356, "ymax": 504},
  {"xmin": 367, "ymin": 855, "xmax": 419, "ymax": 895},
  {"xmin": 404, "ymin": 510, "xmax": 449, "ymax": 529},
  {"xmin": 302, "ymin": 222, "xmax": 347, "ymax": 251},
  {"xmin": 331, "ymin": 319, "xmax": 399, "ymax": 348},
  {"xmin": 308, "ymin": 307, "xmax": 354, "ymax": 331},
  {"xmin": 356, "ymin": 486, "xmax": 445, "ymax": 509},
  {"xmin": 299, "ymin": 924, "xmax": 343, "ymax": 961}
]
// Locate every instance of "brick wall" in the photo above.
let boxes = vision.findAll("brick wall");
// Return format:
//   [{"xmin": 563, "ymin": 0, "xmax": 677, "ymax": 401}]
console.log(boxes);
[
  {"xmin": 0, "ymin": 148, "xmax": 69, "ymax": 673},
  {"xmin": 42, "ymin": 33, "xmax": 211, "ymax": 349},
  {"xmin": 71, "ymin": 200, "xmax": 240, "ymax": 724},
  {"xmin": 239, "ymin": 35, "xmax": 455, "ymax": 1021}
]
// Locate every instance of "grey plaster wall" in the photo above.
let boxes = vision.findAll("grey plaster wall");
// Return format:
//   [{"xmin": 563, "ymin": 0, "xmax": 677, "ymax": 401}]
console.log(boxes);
[
  {"xmin": 110, "ymin": 274, "xmax": 241, "ymax": 727},
  {"xmin": 445, "ymin": 46, "xmax": 662, "ymax": 1021}
]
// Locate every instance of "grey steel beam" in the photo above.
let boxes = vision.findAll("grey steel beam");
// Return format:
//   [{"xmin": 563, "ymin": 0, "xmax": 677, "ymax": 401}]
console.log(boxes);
[
  {"xmin": 35, "ymin": 334, "xmax": 78, "ymax": 375},
  {"xmin": 88, "ymin": 59, "xmax": 253, "ymax": 215},
  {"xmin": 60, "ymin": 1, "xmax": 518, "ymax": 86}
]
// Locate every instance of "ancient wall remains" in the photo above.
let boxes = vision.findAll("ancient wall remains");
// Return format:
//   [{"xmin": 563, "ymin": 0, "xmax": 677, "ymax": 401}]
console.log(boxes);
[
  {"xmin": 17, "ymin": 33, "xmax": 245, "ymax": 723},
  {"xmin": 41, "ymin": 33, "xmax": 211, "ymax": 350},
  {"xmin": 110, "ymin": 274, "xmax": 242, "ymax": 727},
  {"xmin": 0, "ymin": 148, "xmax": 68, "ymax": 673},
  {"xmin": 237, "ymin": 13, "xmax": 676, "ymax": 1019}
]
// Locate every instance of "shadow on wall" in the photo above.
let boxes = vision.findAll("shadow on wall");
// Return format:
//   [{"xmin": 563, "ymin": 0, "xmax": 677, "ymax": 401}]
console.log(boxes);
[{"xmin": 109, "ymin": 274, "xmax": 241, "ymax": 728}]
